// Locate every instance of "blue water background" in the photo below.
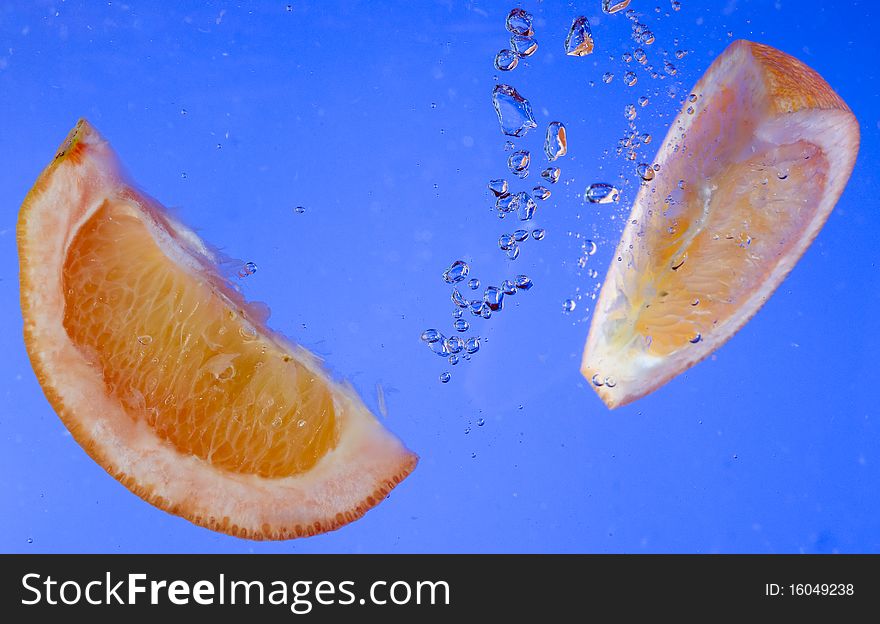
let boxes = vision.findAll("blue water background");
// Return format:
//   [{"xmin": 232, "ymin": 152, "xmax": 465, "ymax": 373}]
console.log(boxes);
[{"xmin": 1, "ymin": 0, "xmax": 879, "ymax": 553}]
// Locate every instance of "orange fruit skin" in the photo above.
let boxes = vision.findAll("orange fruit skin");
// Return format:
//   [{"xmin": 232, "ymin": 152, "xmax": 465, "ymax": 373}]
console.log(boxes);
[
  {"xmin": 18, "ymin": 120, "xmax": 417, "ymax": 540},
  {"xmin": 582, "ymin": 40, "xmax": 860, "ymax": 408}
]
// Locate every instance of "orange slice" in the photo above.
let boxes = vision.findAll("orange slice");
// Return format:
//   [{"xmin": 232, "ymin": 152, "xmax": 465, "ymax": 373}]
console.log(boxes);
[
  {"xmin": 18, "ymin": 120, "xmax": 417, "ymax": 539},
  {"xmin": 582, "ymin": 40, "xmax": 859, "ymax": 408}
]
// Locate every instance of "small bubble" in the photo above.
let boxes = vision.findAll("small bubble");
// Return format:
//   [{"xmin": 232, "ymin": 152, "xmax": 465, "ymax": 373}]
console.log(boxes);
[
  {"xmin": 448, "ymin": 354, "xmax": 459, "ymax": 365},
  {"xmin": 465, "ymin": 336, "xmax": 481, "ymax": 354},
  {"xmin": 493, "ymin": 84, "xmax": 537, "ymax": 137},
  {"xmin": 513, "ymin": 229, "xmax": 529, "ymax": 242},
  {"xmin": 483, "ymin": 286, "xmax": 504, "ymax": 311},
  {"xmin": 27, "ymin": 537, "xmax": 33, "ymax": 544},
  {"xmin": 689, "ymin": 93, "xmax": 698, "ymax": 103},
  {"xmin": 502, "ymin": 279, "xmax": 517, "ymax": 295},
  {"xmin": 137, "ymin": 335, "xmax": 153, "ymax": 346},
  {"xmin": 494, "ymin": 49, "xmax": 519, "ymax": 71},
  {"xmin": 602, "ymin": 0, "xmax": 632, "ymax": 14},
  {"xmin": 641, "ymin": 132, "xmax": 652, "ymax": 144},
  {"xmin": 271, "ymin": 416, "xmax": 283, "ymax": 428},
  {"xmin": 623, "ymin": 71, "xmax": 637, "ymax": 87},
  {"xmin": 468, "ymin": 278, "xmax": 480, "ymax": 290},
  {"xmin": 592, "ymin": 374, "xmax": 604, "ymax": 387},
  {"xmin": 604, "ymin": 376, "xmax": 617, "ymax": 388},
  {"xmin": 691, "ymin": 298, "xmax": 700, "ymax": 306},
  {"xmin": 565, "ymin": 16, "xmax": 595, "ymax": 57},
  {"xmin": 443, "ymin": 260, "xmax": 470, "ymax": 284},
  {"xmin": 239, "ymin": 324, "xmax": 257, "ymax": 340},
  {"xmin": 532, "ymin": 185, "xmax": 551, "ymax": 200},
  {"xmin": 477, "ymin": 418, "xmax": 485, "ymax": 427},
  {"xmin": 451, "ymin": 288, "xmax": 469, "ymax": 308},
  {"xmin": 294, "ymin": 206, "xmax": 306, "ymax": 214},
  {"xmin": 777, "ymin": 170, "xmax": 789, "ymax": 180},
  {"xmin": 498, "ymin": 233, "xmax": 515, "ymax": 251},
  {"xmin": 439, "ymin": 372, "xmax": 451, "ymax": 383},
  {"xmin": 488, "ymin": 178, "xmax": 509, "ymax": 197},
  {"xmin": 686, "ymin": 106, "xmax": 695, "ymax": 115},
  {"xmin": 675, "ymin": 49, "xmax": 687, "ymax": 59},
  {"xmin": 636, "ymin": 163, "xmax": 655, "ymax": 181},
  {"xmin": 544, "ymin": 121, "xmax": 567, "ymax": 162},
  {"xmin": 638, "ymin": 96, "xmax": 649, "ymax": 107},
  {"xmin": 510, "ymin": 34, "xmax": 538, "ymax": 58},
  {"xmin": 634, "ymin": 48, "xmax": 646, "ymax": 64},
  {"xmin": 514, "ymin": 275, "xmax": 533, "ymax": 290},
  {"xmin": 663, "ymin": 60, "xmax": 677, "ymax": 76},
  {"xmin": 431, "ymin": 102, "xmax": 437, "ymax": 109},
  {"xmin": 506, "ymin": 7, "xmax": 534, "ymax": 36},
  {"xmin": 508, "ymin": 150, "xmax": 531, "ymax": 179},
  {"xmin": 532, "ymin": 228, "xmax": 545, "ymax": 241},
  {"xmin": 454, "ymin": 318, "xmax": 469, "ymax": 332},
  {"xmin": 562, "ymin": 299, "xmax": 576, "ymax": 313},
  {"xmin": 585, "ymin": 183, "xmax": 620, "ymax": 204},
  {"xmin": 602, "ymin": 71, "xmax": 614, "ymax": 84},
  {"xmin": 237, "ymin": 261, "xmax": 257, "ymax": 278},
  {"xmin": 584, "ymin": 240, "xmax": 597, "ymax": 255},
  {"xmin": 624, "ymin": 104, "xmax": 637, "ymax": 121},
  {"xmin": 541, "ymin": 167, "xmax": 560, "ymax": 184},
  {"xmin": 515, "ymin": 192, "xmax": 538, "ymax": 221}
]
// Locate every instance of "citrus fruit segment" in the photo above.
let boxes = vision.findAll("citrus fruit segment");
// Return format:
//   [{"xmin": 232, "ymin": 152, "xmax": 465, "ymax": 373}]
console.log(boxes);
[
  {"xmin": 18, "ymin": 120, "xmax": 417, "ymax": 539},
  {"xmin": 582, "ymin": 40, "xmax": 859, "ymax": 408}
]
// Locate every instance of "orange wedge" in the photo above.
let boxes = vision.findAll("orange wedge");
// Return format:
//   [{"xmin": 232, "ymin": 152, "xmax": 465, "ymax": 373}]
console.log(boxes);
[
  {"xmin": 582, "ymin": 40, "xmax": 859, "ymax": 408},
  {"xmin": 18, "ymin": 120, "xmax": 417, "ymax": 539}
]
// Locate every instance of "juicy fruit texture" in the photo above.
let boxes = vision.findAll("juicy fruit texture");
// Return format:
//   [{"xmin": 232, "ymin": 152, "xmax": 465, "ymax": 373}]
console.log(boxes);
[
  {"xmin": 582, "ymin": 40, "xmax": 859, "ymax": 408},
  {"xmin": 63, "ymin": 201, "xmax": 337, "ymax": 478},
  {"xmin": 18, "ymin": 120, "xmax": 417, "ymax": 539}
]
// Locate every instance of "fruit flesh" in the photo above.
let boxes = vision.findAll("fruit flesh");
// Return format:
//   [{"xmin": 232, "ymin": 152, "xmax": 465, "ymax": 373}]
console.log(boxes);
[
  {"xmin": 18, "ymin": 120, "xmax": 417, "ymax": 539},
  {"xmin": 582, "ymin": 40, "xmax": 859, "ymax": 408},
  {"xmin": 63, "ymin": 199, "xmax": 338, "ymax": 478}
]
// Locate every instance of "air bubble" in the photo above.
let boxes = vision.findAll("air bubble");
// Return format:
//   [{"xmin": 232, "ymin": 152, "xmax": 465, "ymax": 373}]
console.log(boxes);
[
  {"xmin": 488, "ymin": 178, "xmax": 509, "ymax": 197},
  {"xmin": 507, "ymin": 150, "xmax": 531, "ymax": 178},
  {"xmin": 532, "ymin": 185, "xmax": 551, "ymax": 200},
  {"xmin": 541, "ymin": 167, "xmax": 560, "ymax": 184},
  {"xmin": 514, "ymin": 275, "xmax": 533, "ymax": 290},
  {"xmin": 565, "ymin": 16, "xmax": 594, "ymax": 57},
  {"xmin": 492, "ymin": 84, "xmax": 537, "ymax": 137},
  {"xmin": 506, "ymin": 8, "xmax": 534, "ymax": 36},
  {"xmin": 544, "ymin": 122, "xmax": 567, "ymax": 162},
  {"xmin": 602, "ymin": 0, "xmax": 631, "ymax": 14},
  {"xmin": 636, "ymin": 163, "xmax": 656, "ymax": 181},
  {"xmin": 443, "ymin": 260, "xmax": 470, "ymax": 283},
  {"xmin": 494, "ymin": 49, "xmax": 519, "ymax": 71},
  {"xmin": 465, "ymin": 337, "xmax": 481, "ymax": 354}
]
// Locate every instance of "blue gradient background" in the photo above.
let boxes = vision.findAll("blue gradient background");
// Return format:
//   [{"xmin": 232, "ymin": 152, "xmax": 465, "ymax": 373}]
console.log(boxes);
[{"xmin": 1, "ymin": 0, "xmax": 878, "ymax": 553}]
